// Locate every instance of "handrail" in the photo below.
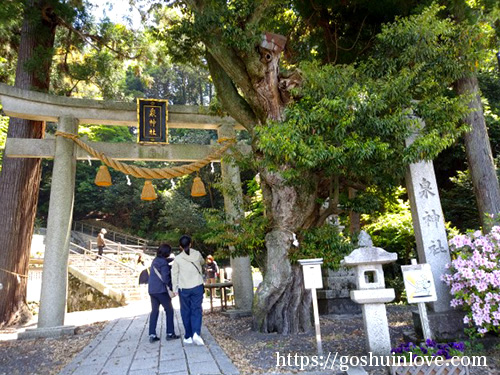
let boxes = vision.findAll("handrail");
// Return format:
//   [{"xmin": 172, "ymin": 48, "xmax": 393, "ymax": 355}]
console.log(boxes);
[
  {"xmin": 69, "ymin": 242, "xmax": 137, "ymax": 285},
  {"xmin": 72, "ymin": 220, "xmax": 148, "ymax": 246},
  {"xmin": 87, "ymin": 239, "xmax": 154, "ymax": 265}
]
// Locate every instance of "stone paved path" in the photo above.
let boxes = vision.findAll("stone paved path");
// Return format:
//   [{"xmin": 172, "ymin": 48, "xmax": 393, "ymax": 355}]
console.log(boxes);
[{"xmin": 58, "ymin": 309, "xmax": 239, "ymax": 375}]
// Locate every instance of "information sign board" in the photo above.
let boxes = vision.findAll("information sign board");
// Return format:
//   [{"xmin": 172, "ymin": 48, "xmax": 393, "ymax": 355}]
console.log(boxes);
[{"xmin": 401, "ymin": 263, "xmax": 437, "ymax": 303}]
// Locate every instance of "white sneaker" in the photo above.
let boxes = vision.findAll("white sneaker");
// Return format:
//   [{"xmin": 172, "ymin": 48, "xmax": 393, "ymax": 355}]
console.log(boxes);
[
  {"xmin": 184, "ymin": 337, "xmax": 193, "ymax": 344},
  {"xmin": 192, "ymin": 333, "xmax": 204, "ymax": 346}
]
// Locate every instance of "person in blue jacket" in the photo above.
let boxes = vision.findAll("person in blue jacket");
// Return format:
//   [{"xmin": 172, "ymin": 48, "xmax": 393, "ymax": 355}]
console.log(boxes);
[{"xmin": 148, "ymin": 244, "xmax": 180, "ymax": 343}]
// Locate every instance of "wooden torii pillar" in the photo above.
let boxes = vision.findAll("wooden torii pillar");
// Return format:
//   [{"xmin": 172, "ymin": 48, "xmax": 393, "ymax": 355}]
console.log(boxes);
[{"xmin": 0, "ymin": 83, "xmax": 253, "ymax": 329}]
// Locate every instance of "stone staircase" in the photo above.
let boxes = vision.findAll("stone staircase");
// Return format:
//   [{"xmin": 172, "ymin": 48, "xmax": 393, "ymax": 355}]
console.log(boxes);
[{"xmin": 68, "ymin": 241, "xmax": 151, "ymax": 304}]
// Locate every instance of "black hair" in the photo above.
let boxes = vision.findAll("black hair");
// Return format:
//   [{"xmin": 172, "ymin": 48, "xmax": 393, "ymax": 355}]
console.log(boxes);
[
  {"xmin": 157, "ymin": 243, "xmax": 172, "ymax": 258},
  {"xmin": 179, "ymin": 235, "xmax": 191, "ymax": 251}
]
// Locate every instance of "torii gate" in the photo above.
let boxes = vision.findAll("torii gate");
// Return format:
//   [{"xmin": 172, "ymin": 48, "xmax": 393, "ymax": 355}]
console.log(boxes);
[{"xmin": 0, "ymin": 83, "xmax": 254, "ymax": 329}]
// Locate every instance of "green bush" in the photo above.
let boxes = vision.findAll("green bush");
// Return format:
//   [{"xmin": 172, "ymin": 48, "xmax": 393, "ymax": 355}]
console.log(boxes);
[
  {"xmin": 364, "ymin": 197, "xmax": 416, "ymax": 265},
  {"xmin": 291, "ymin": 225, "xmax": 354, "ymax": 270}
]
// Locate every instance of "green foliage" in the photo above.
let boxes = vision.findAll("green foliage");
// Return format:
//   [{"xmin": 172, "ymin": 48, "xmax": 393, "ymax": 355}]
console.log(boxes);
[
  {"xmin": 290, "ymin": 225, "xmax": 354, "ymax": 270},
  {"xmin": 202, "ymin": 176, "xmax": 268, "ymax": 267},
  {"xmin": 441, "ymin": 170, "xmax": 481, "ymax": 231},
  {"xmin": 364, "ymin": 192, "xmax": 416, "ymax": 263},
  {"xmin": 479, "ymin": 68, "xmax": 500, "ymax": 157},
  {"xmin": 202, "ymin": 208, "xmax": 268, "ymax": 260},
  {"xmin": 0, "ymin": 0, "xmax": 22, "ymax": 84},
  {"xmin": 340, "ymin": 187, "xmax": 387, "ymax": 216},
  {"xmin": 362, "ymin": 189, "xmax": 415, "ymax": 302},
  {"xmin": 291, "ymin": 0, "xmax": 432, "ymax": 65},
  {"xmin": 161, "ymin": 0, "xmax": 270, "ymax": 64},
  {"xmin": 156, "ymin": 189, "xmax": 207, "ymax": 239},
  {"xmin": 78, "ymin": 124, "xmax": 135, "ymax": 143},
  {"xmin": 50, "ymin": 14, "xmax": 151, "ymax": 98},
  {"xmin": 126, "ymin": 62, "xmax": 213, "ymax": 105},
  {"xmin": 256, "ymin": 5, "xmax": 472, "ymax": 189},
  {"xmin": 365, "ymin": 187, "xmax": 461, "ymax": 246}
]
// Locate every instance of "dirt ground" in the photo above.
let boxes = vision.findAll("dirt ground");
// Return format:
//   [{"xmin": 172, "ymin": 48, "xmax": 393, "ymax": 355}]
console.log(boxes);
[
  {"xmin": 0, "ymin": 322, "xmax": 105, "ymax": 375},
  {"xmin": 204, "ymin": 304, "xmax": 500, "ymax": 375}
]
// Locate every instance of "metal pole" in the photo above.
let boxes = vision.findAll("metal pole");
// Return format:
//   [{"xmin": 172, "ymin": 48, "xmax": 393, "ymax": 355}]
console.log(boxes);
[
  {"xmin": 411, "ymin": 259, "xmax": 433, "ymax": 340},
  {"xmin": 418, "ymin": 302, "xmax": 432, "ymax": 341},
  {"xmin": 311, "ymin": 288, "xmax": 323, "ymax": 356}
]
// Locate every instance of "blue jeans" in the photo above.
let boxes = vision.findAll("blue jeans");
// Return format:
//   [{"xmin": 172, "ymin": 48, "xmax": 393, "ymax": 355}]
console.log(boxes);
[
  {"xmin": 149, "ymin": 292, "xmax": 174, "ymax": 336},
  {"xmin": 179, "ymin": 284, "xmax": 204, "ymax": 339}
]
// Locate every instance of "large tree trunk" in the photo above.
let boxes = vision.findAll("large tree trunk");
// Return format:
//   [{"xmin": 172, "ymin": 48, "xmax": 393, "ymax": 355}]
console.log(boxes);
[
  {"xmin": 204, "ymin": 22, "xmax": 314, "ymax": 334},
  {"xmin": 348, "ymin": 187, "xmax": 361, "ymax": 234},
  {"xmin": 252, "ymin": 170, "xmax": 317, "ymax": 334},
  {"xmin": 0, "ymin": 0, "xmax": 57, "ymax": 326},
  {"xmin": 455, "ymin": 76, "xmax": 500, "ymax": 231}
]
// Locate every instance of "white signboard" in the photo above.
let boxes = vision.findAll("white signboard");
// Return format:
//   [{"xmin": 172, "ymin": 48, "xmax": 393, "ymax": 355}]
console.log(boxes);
[
  {"xmin": 302, "ymin": 264, "xmax": 323, "ymax": 289},
  {"xmin": 401, "ymin": 263, "xmax": 437, "ymax": 303},
  {"xmin": 298, "ymin": 258, "xmax": 324, "ymax": 355}
]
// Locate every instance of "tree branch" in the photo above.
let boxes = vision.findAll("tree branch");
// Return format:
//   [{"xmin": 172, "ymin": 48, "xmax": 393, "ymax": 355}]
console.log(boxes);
[
  {"xmin": 55, "ymin": 15, "xmax": 142, "ymax": 60},
  {"xmin": 247, "ymin": 0, "xmax": 273, "ymax": 28},
  {"xmin": 206, "ymin": 52, "xmax": 259, "ymax": 131},
  {"xmin": 316, "ymin": 176, "xmax": 343, "ymax": 226},
  {"xmin": 340, "ymin": 178, "xmax": 367, "ymax": 191}
]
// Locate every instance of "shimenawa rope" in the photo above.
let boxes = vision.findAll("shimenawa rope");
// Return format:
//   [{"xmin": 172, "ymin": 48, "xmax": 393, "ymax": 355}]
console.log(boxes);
[{"xmin": 55, "ymin": 131, "xmax": 236, "ymax": 179}]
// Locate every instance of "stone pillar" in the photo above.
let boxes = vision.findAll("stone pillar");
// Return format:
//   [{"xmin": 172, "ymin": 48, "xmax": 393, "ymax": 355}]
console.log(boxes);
[
  {"xmin": 38, "ymin": 116, "xmax": 79, "ymax": 328},
  {"xmin": 362, "ymin": 304, "xmax": 392, "ymax": 353},
  {"xmin": 217, "ymin": 123, "xmax": 254, "ymax": 312},
  {"xmin": 405, "ymin": 125, "xmax": 466, "ymax": 340},
  {"xmin": 406, "ymin": 130, "xmax": 452, "ymax": 313}
]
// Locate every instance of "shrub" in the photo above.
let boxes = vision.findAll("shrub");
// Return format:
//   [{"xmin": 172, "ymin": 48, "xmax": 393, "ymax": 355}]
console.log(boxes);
[
  {"xmin": 291, "ymin": 225, "xmax": 354, "ymax": 270},
  {"xmin": 443, "ymin": 227, "xmax": 500, "ymax": 336}
]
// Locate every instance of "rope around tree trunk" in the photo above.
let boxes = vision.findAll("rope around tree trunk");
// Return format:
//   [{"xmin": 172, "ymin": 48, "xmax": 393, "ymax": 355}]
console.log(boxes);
[{"xmin": 55, "ymin": 131, "xmax": 236, "ymax": 179}]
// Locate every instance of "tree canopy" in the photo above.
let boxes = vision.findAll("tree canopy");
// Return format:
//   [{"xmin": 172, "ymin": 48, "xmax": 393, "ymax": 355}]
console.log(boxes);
[{"xmin": 1, "ymin": 0, "xmax": 499, "ymax": 331}]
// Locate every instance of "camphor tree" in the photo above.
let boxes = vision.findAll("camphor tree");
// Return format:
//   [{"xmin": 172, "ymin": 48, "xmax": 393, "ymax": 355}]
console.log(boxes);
[{"xmin": 163, "ymin": 1, "xmax": 473, "ymax": 333}]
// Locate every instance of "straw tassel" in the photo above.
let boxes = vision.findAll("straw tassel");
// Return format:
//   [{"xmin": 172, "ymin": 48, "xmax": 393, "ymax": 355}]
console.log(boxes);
[
  {"xmin": 95, "ymin": 165, "xmax": 112, "ymax": 186},
  {"xmin": 141, "ymin": 180, "xmax": 157, "ymax": 201},
  {"xmin": 191, "ymin": 176, "xmax": 206, "ymax": 197}
]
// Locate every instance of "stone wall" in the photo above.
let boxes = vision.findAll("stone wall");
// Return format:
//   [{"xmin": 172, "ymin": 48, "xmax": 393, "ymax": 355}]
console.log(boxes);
[
  {"xmin": 68, "ymin": 274, "xmax": 122, "ymax": 312},
  {"xmin": 317, "ymin": 267, "xmax": 361, "ymax": 315}
]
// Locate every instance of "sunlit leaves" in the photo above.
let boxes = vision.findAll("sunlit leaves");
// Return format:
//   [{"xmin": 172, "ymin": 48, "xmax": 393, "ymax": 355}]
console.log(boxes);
[
  {"xmin": 78, "ymin": 124, "xmax": 134, "ymax": 143},
  {"xmin": 202, "ymin": 177, "xmax": 268, "ymax": 260},
  {"xmin": 255, "ymin": 6, "xmax": 473, "ymax": 189},
  {"xmin": 289, "ymin": 225, "xmax": 354, "ymax": 270}
]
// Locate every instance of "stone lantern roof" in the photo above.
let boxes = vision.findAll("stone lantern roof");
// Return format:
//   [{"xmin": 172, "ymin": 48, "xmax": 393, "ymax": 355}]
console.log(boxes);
[{"xmin": 341, "ymin": 231, "xmax": 397, "ymax": 266}]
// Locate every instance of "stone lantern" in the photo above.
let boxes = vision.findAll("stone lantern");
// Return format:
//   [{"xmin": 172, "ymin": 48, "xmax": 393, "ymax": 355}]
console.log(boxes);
[{"xmin": 341, "ymin": 231, "xmax": 397, "ymax": 355}]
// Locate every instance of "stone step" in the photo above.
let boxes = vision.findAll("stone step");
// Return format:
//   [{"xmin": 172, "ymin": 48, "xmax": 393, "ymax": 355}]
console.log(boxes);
[
  {"xmin": 69, "ymin": 254, "xmax": 145, "ymax": 302},
  {"xmin": 73, "ymin": 270, "xmax": 137, "ymax": 277}
]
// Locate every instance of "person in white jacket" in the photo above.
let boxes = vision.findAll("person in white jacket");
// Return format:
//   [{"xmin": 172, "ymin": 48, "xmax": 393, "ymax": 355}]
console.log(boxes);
[{"xmin": 172, "ymin": 235, "xmax": 205, "ymax": 345}]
